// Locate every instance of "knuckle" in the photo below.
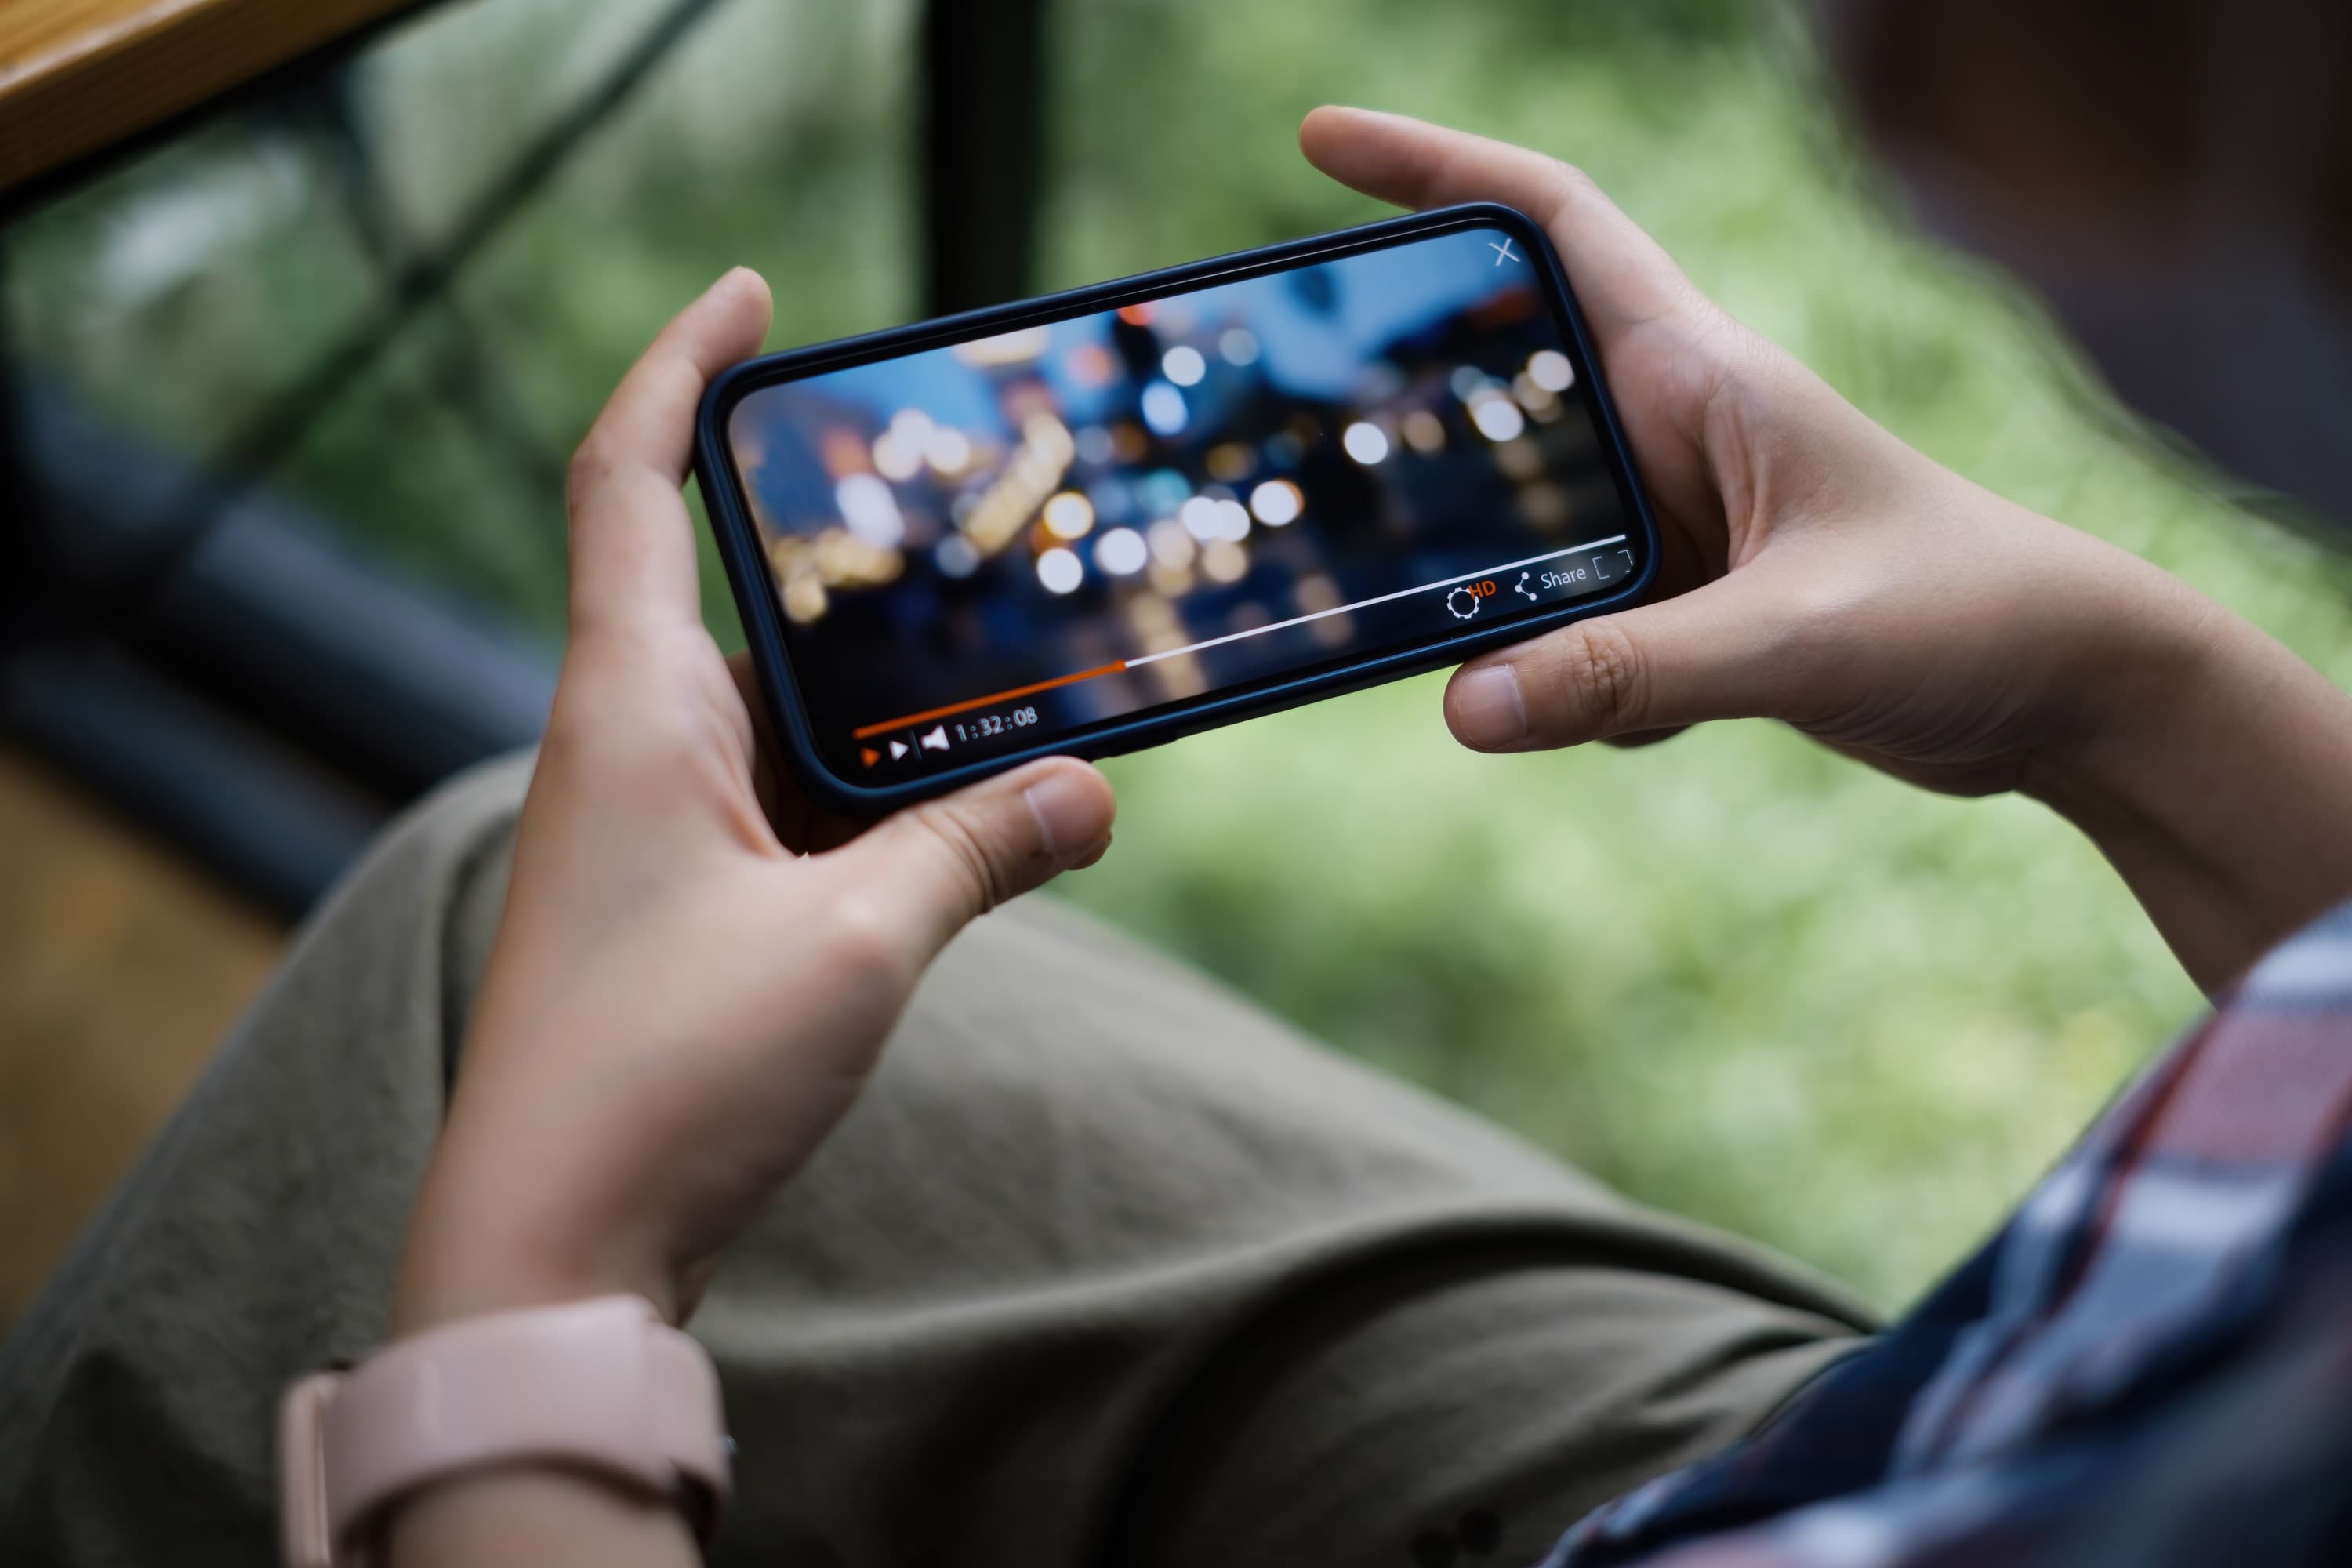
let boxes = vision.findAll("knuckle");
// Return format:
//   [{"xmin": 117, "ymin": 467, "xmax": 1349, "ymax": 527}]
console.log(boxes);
[
  {"xmin": 1540, "ymin": 158, "xmax": 1608, "ymax": 227},
  {"xmin": 1548, "ymin": 157, "xmax": 1601, "ymax": 203},
  {"xmin": 565, "ymin": 434, "xmax": 615, "ymax": 518},
  {"xmin": 825, "ymin": 892, "xmax": 913, "ymax": 989},
  {"xmin": 1771, "ymin": 580, "xmax": 1865, "ymax": 684},
  {"xmin": 914, "ymin": 802, "xmax": 1014, "ymax": 919},
  {"xmin": 1549, "ymin": 619, "xmax": 1646, "ymax": 734}
]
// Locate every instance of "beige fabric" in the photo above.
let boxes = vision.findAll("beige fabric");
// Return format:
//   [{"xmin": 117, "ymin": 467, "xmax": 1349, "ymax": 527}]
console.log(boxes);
[{"xmin": 0, "ymin": 755, "xmax": 1874, "ymax": 1567}]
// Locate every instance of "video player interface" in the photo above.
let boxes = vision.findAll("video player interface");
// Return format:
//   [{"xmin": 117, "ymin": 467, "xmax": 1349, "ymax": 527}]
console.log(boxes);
[{"xmin": 722, "ymin": 224, "xmax": 1646, "ymax": 780}]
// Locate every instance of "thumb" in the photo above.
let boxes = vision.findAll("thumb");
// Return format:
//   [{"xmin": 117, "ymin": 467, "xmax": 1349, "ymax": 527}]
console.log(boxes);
[
  {"xmin": 818, "ymin": 758, "xmax": 1117, "ymax": 963},
  {"xmin": 1444, "ymin": 572, "xmax": 1799, "ymax": 751}
]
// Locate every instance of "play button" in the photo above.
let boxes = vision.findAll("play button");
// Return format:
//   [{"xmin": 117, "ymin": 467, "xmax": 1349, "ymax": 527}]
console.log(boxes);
[{"xmin": 888, "ymin": 739, "xmax": 909, "ymax": 760}]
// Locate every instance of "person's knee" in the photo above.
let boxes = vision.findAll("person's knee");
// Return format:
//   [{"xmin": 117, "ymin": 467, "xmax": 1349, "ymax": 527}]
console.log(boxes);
[{"xmin": 263, "ymin": 750, "xmax": 534, "ymax": 1079}]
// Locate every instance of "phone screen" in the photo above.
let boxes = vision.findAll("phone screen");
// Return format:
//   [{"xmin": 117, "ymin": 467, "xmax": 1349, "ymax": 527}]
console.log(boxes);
[{"xmin": 720, "ymin": 220, "xmax": 1646, "ymax": 783}]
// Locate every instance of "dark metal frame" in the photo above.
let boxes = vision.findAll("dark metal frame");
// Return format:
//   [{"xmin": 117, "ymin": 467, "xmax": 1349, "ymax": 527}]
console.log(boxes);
[
  {"xmin": 0, "ymin": 0, "xmax": 1050, "ymax": 917},
  {"xmin": 96, "ymin": 0, "xmax": 733, "ymax": 619},
  {"xmin": 921, "ymin": 0, "xmax": 1045, "ymax": 316}
]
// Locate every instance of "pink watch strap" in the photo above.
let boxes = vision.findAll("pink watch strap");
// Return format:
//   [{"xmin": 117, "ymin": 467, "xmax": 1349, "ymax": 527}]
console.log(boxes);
[{"xmin": 278, "ymin": 1295, "xmax": 731, "ymax": 1567}]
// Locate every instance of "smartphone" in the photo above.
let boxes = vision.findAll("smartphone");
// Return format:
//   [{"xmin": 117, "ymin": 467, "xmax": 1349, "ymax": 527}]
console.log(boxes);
[{"xmin": 695, "ymin": 202, "xmax": 1661, "ymax": 811}]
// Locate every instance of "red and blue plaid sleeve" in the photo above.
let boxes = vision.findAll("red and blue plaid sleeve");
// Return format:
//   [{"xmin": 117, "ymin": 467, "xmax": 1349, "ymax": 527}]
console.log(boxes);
[{"xmin": 1546, "ymin": 898, "xmax": 2352, "ymax": 1568}]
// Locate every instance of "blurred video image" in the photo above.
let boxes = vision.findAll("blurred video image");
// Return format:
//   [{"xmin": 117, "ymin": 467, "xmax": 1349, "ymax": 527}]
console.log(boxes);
[{"xmin": 723, "ymin": 223, "xmax": 1645, "ymax": 777}]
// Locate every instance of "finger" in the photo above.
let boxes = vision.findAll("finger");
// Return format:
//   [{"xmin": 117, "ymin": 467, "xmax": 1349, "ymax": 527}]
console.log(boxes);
[
  {"xmin": 724, "ymin": 652, "xmax": 785, "ymax": 824},
  {"xmin": 724, "ymin": 650, "xmax": 869, "ymax": 853},
  {"xmin": 1443, "ymin": 571, "xmax": 1802, "ymax": 751},
  {"xmin": 820, "ymin": 757, "xmax": 1116, "ymax": 961},
  {"xmin": 567, "ymin": 267, "xmax": 772, "ymax": 639},
  {"xmin": 1298, "ymin": 107, "xmax": 1695, "ymax": 340}
]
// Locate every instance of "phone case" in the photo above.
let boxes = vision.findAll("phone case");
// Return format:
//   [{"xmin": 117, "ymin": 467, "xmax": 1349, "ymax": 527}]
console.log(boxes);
[{"xmin": 693, "ymin": 201, "xmax": 1662, "ymax": 813}]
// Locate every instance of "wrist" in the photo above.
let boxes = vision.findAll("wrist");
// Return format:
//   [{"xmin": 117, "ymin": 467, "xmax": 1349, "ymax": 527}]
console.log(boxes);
[
  {"xmin": 393, "ymin": 1022, "xmax": 714, "ymax": 1335},
  {"xmin": 383, "ymin": 1467, "xmax": 696, "ymax": 1561},
  {"xmin": 394, "ymin": 1240, "xmax": 682, "ymax": 1338},
  {"xmin": 386, "ymin": 1465, "xmax": 699, "ymax": 1568},
  {"xmin": 2016, "ymin": 568, "xmax": 2232, "ymax": 819},
  {"xmin": 2020, "ymin": 582, "xmax": 2352, "ymax": 987},
  {"xmin": 394, "ymin": 1144, "xmax": 686, "ymax": 1338}
]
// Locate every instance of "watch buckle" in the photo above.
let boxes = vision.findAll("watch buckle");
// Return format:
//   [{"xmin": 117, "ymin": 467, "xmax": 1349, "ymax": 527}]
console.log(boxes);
[{"xmin": 278, "ymin": 1372, "xmax": 341, "ymax": 1568}]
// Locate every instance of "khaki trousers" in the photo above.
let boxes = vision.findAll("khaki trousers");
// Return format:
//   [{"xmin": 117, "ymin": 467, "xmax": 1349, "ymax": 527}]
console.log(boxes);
[{"xmin": 0, "ymin": 757, "xmax": 1873, "ymax": 1567}]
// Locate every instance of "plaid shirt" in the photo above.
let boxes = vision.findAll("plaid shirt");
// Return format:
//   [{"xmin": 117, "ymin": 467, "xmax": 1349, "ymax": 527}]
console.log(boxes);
[{"xmin": 1548, "ymin": 898, "xmax": 2352, "ymax": 1568}]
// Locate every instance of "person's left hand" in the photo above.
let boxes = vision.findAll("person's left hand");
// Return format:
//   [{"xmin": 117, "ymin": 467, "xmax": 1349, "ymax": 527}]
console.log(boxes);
[{"xmin": 391, "ymin": 269, "xmax": 1116, "ymax": 1333}]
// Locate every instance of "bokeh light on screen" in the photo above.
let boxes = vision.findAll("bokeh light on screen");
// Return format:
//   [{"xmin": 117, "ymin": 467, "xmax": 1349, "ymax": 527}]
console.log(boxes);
[
  {"xmin": 1401, "ymin": 408, "xmax": 1446, "ymax": 452},
  {"xmin": 953, "ymin": 325, "xmax": 1051, "ymax": 365},
  {"xmin": 1141, "ymin": 381, "xmax": 1188, "ymax": 435},
  {"xmin": 1180, "ymin": 495, "xmax": 1250, "ymax": 543},
  {"xmin": 833, "ymin": 473, "xmax": 904, "ymax": 546},
  {"xmin": 1042, "ymin": 492, "xmax": 1095, "ymax": 539},
  {"xmin": 935, "ymin": 534, "xmax": 980, "ymax": 578},
  {"xmin": 1528, "ymin": 348, "xmax": 1575, "ymax": 392},
  {"xmin": 1036, "ymin": 546, "xmax": 1083, "ymax": 594},
  {"xmin": 1148, "ymin": 518, "xmax": 1194, "ymax": 568},
  {"xmin": 1472, "ymin": 397, "xmax": 1525, "ymax": 442},
  {"xmin": 873, "ymin": 411, "xmax": 926, "ymax": 481},
  {"xmin": 1096, "ymin": 528, "xmax": 1149, "ymax": 575},
  {"xmin": 924, "ymin": 425, "xmax": 972, "ymax": 474},
  {"xmin": 1249, "ymin": 479, "xmax": 1301, "ymax": 526}
]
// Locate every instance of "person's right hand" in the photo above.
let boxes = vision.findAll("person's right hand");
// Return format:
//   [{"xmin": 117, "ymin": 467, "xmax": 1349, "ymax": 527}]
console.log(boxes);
[{"xmin": 1301, "ymin": 107, "xmax": 2352, "ymax": 988}]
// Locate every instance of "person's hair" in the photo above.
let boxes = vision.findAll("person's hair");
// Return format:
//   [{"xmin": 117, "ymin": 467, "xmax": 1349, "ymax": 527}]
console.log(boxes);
[{"xmin": 1824, "ymin": 0, "xmax": 2349, "ymax": 276}]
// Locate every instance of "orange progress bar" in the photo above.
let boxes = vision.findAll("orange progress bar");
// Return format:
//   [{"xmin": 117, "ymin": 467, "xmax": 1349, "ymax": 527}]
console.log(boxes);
[{"xmin": 851, "ymin": 662, "xmax": 1128, "ymax": 739}]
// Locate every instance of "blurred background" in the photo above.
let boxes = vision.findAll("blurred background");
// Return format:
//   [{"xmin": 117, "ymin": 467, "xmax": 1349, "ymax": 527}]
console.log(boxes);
[{"xmin": 7, "ymin": 0, "xmax": 2352, "ymax": 1328}]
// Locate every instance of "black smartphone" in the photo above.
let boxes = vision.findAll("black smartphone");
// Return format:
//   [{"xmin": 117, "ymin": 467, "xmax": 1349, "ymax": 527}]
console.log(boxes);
[{"xmin": 695, "ymin": 202, "xmax": 1661, "ymax": 811}]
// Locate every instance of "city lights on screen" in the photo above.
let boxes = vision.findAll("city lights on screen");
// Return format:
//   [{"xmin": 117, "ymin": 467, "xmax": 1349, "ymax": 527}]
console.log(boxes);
[{"xmin": 725, "ymin": 225, "xmax": 1639, "ymax": 772}]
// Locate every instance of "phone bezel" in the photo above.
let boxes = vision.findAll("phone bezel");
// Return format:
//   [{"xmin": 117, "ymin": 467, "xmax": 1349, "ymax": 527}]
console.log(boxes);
[{"xmin": 693, "ymin": 201, "xmax": 1662, "ymax": 812}]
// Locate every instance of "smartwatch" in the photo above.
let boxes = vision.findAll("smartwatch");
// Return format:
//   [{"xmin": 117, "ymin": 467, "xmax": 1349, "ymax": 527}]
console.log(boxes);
[{"xmin": 278, "ymin": 1294, "xmax": 731, "ymax": 1566}]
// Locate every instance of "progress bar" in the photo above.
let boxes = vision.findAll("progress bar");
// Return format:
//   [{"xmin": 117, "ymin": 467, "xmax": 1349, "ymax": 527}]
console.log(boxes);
[
  {"xmin": 851, "ymin": 663, "xmax": 1126, "ymax": 739},
  {"xmin": 851, "ymin": 535, "xmax": 1628, "ymax": 740}
]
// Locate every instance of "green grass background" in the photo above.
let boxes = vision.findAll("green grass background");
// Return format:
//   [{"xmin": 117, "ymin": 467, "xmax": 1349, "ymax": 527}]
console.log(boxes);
[{"xmin": 16, "ymin": 0, "xmax": 2352, "ymax": 1308}]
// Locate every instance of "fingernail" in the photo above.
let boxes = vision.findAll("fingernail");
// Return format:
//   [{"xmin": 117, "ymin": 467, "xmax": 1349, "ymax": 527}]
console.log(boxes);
[
  {"xmin": 1024, "ymin": 770, "xmax": 1111, "ymax": 862},
  {"xmin": 1450, "ymin": 665, "xmax": 1526, "ymax": 749}
]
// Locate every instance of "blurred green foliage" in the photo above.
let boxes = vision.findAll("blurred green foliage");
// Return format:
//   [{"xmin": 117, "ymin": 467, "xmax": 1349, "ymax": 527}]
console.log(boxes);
[{"xmin": 14, "ymin": 0, "xmax": 2352, "ymax": 1308}]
